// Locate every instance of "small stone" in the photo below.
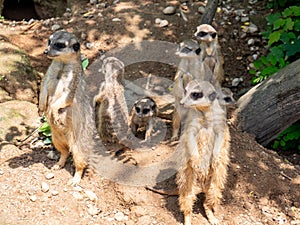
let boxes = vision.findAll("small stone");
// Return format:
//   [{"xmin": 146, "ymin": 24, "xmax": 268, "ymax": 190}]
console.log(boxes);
[
  {"xmin": 72, "ymin": 191, "xmax": 83, "ymax": 200},
  {"xmin": 244, "ymin": 202, "xmax": 253, "ymax": 210},
  {"xmin": 88, "ymin": 205, "xmax": 100, "ymax": 216},
  {"xmin": 84, "ymin": 190, "xmax": 98, "ymax": 202},
  {"xmin": 248, "ymin": 39, "xmax": 254, "ymax": 45},
  {"xmin": 112, "ymin": 18, "xmax": 121, "ymax": 22},
  {"xmin": 232, "ymin": 78, "xmax": 243, "ymax": 87},
  {"xmin": 241, "ymin": 16, "xmax": 249, "ymax": 22},
  {"xmin": 30, "ymin": 195, "xmax": 37, "ymax": 202},
  {"xmin": 0, "ymin": 169, "xmax": 3, "ymax": 175},
  {"xmin": 73, "ymin": 186, "xmax": 83, "ymax": 192},
  {"xmin": 158, "ymin": 20, "xmax": 169, "ymax": 27},
  {"xmin": 163, "ymin": 6, "xmax": 176, "ymax": 15},
  {"xmin": 234, "ymin": 9, "xmax": 245, "ymax": 16},
  {"xmin": 52, "ymin": 190, "xmax": 59, "ymax": 196},
  {"xmin": 198, "ymin": 6, "xmax": 205, "ymax": 14},
  {"xmin": 41, "ymin": 182, "xmax": 49, "ymax": 193},
  {"xmin": 248, "ymin": 23, "xmax": 258, "ymax": 33},
  {"xmin": 155, "ymin": 18, "xmax": 162, "ymax": 24},
  {"xmin": 236, "ymin": 56, "xmax": 243, "ymax": 60},
  {"xmin": 51, "ymin": 24, "xmax": 61, "ymax": 31},
  {"xmin": 47, "ymin": 151, "xmax": 56, "ymax": 160},
  {"xmin": 249, "ymin": 0, "xmax": 258, "ymax": 4},
  {"xmin": 114, "ymin": 212, "xmax": 125, "ymax": 221},
  {"xmin": 252, "ymin": 54, "xmax": 258, "ymax": 60},
  {"xmin": 45, "ymin": 173, "xmax": 54, "ymax": 180}
]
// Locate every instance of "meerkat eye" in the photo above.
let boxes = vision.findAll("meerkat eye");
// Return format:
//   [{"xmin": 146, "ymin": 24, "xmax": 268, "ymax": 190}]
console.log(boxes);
[
  {"xmin": 197, "ymin": 31, "xmax": 208, "ymax": 38},
  {"xmin": 47, "ymin": 39, "xmax": 51, "ymax": 46},
  {"xmin": 209, "ymin": 92, "xmax": 217, "ymax": 101},
  {"xmin": 195, "ymin": 48, "xmax": 201, "ymax": 55},
  {"xmin": 53, "ymin": 42, "xmax": 66, "ymax": 50},
  {"xmin": 211, "ymin": 32, "xmax": 217, "ymax": 39},
  {"xmin": 151, "ymin": 104, "xmax": 156, "ymax": 111},
  {"xmin": 73, "ymin": 43, "xmax": 80, "ymax": 52},
  {"xmin": 143, "ymin": 108, "xmax": 150, "ymax": 114},
  {"xmin": 135, "ymin": 106, "xmax": 141, "ymax": 113},
  {"xmin": 190, "ymin": 92, "xmax": 203, "ymax": 100},
  {"xmin": 224, "ymin": 97, "xmax": 233, "ymax": 103}
]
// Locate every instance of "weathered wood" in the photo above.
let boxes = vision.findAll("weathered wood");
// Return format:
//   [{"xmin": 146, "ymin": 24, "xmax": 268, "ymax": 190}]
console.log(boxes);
[
  {"xmin": 200, "ymin": 0, "xmax": 219, "ymax": 25},
  {"xmin": 234, "ymin": 59, "xmax": 300, "ymax": 146}
]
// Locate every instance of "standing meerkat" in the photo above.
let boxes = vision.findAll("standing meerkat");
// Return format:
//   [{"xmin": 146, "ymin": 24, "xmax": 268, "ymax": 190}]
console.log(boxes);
[
  {"xmin": 94, "ymin": 57, "xmax": 130, "ymax": 145},
  {"xmin": 38, "ymin": 30, "xmax": 90, "ymax": 186},
  {"xmin": 194, "ymin": 24, "xmax": 224, "ymax": 84},
  {"xmin": 177, "ymin": 80, "xmax": 230, "ymax": 225},
  {"xmin": 129, "ymin": 96, "xmax": 157, "ymax": 141}
]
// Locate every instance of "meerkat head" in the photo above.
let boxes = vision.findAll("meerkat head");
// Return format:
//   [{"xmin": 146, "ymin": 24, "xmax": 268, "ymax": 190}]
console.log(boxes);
[
  {"xmin": 219, "ymin": 87, "xmax": 236, "ymax": 106},
  {"xmin": 194, "ymin": 24, "xmax": 218, "ymax": 43},
  {"xmin": 133, "ymin": 97, "xmax": 157, "ymax": 119},
  {"xmin": 44, "ymin": 30, "xmax": 80, "ymax": 61},
  {"xmin": 180, "ymin": 80, "xmax": 217, "ymax": 111},
  {"xmin": 176, "ymin": 39, "xmax": 201, "ymax": 58},
  {"xmin": 102, "ymin": 57, "xmax": 125, "ymax": 84}
]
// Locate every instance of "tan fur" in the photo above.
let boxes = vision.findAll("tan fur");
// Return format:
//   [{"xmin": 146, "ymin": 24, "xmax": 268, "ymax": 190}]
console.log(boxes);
[
  {"xmin": 176, "ymin": 80, "xmax": 230, "ymax": 225},
  {"xmin": 38, "ymin": 31, "xmax": 88, "ymax": 186},
  {"xmin": 194, "ymin": 24, "xmax": 224, "ymax": 84},
  {"xmin": 94, "ymin": 57, "xmax": 130, "ymax": 144}
]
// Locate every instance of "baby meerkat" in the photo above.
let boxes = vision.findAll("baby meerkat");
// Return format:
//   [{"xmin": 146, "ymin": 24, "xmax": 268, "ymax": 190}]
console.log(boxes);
[
  {"xmin": 38, "ymin": 30, "xmax": 88, "ymax": 186},
  {"xmin": 194, "ymin": 24, "xmax": 224, "ymax": 84},
  {"xmin": 178, "ymin": 80, "xmax": 230, "ymax": 225},
  {"xmin": 94, "ymin": 57, "xmax": 130, "ymax": 145},
  {"xmin": 129, "ymin": 97, "xmax": 157, "ymax": 141}
]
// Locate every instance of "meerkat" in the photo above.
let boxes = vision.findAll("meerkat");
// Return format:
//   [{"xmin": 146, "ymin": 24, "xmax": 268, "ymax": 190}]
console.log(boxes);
[
  {"xmin": 94, "ymin": 57, "xmax": 130, "ymax": 145},
  {"xmin": 38, "ymin": 30, "xmax": 91, "ymax": 186},
  {"xmin": 149, "ymin": 80, "xmax": 230, "ymax": 225},
  {"xmin": 129, "ymin": 97, "xmax": 157, "ymax": 141},
  {"xmin": 194, "ymin": 24, "xmax": 224, "ymax": 84}
]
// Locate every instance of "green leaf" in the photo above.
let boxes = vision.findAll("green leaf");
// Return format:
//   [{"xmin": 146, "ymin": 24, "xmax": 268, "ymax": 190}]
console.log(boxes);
[
  {"xmin": 253, "ymin": 60, "xmax": 263, "ymax": 69},
  {"xmin": 44, "ymin": 137, "xmax": 52, "ymax": 145},
  {"xmin": 270, "ymin": 46, "xmax": 284, "ymax": 61},
  {"xmin": 273, "ymin": 18, "xmax": 285, "ymax": 30},
  {"xmin": 261, "ymin": 66, "xmax": 279, "ymax": 76},
  {"xmin": 280, "ymin": 32, "xmax": 296, "ymax": 44},
  {"xmin": 267, "ymin": 54, "xmax": 277, "ymax": 66},
  {"xmin": 268, "ymin": 31, "xmax": 282, "ymax": 46},
  {"xmin": 284, "ymin": 18, "xmax": 294, "ymax": 31},
  {"xmin": 294, "ymin": 20, "xmax": 300, "ymax": 31},
  {"xmin": 280, "ymin": 140, "xmax": 286, "ymax": 147},
  {"xmin": 284, "ymin": 38, "xmax": 300, "ymax": 57},
  {"xmin": 260, "ymin": 56, "xmax": 269, "ymax": 66},
  {"xmin": 273, "ymin": 140, "xmax": 279, "ymax": 149},
  {"xmin": 82, "ymin": 58, "xmax": 89, "ymax": 70},
  {"xmin": 266, "ymin": 12, "xmax": 281, "ymax": 25},
  {"xmin": 249, "ymin": 69, "xmax": 256, "ymax": 75}
]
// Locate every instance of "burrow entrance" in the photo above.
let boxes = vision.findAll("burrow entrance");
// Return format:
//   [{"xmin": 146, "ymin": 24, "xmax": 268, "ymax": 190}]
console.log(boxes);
[{"xmin": 2, "ymin": 0, "xmax": 39, "ymax": 21}]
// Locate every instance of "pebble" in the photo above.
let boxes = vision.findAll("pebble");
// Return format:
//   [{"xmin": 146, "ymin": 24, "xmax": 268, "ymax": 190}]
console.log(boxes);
[
  {"xmin": 198, "ymin": 6, "xmax": 205, "ymax": 14},
  {"xmin": 45, "ymin": 173, "xmax": 54, "ymax": 180},
  {"xmin": 41, "ymin": 182, "xmax": 50, "ymax": 193},
  {"xmin": 234, "ymin": 9, "xmax": 245, "ymax": 16},
  {"xmin": 51, "ymin": 24, "xmax": 61, "ymax": 31},
  {"xmin": 114, "ymin": 212, "xmax": 125, "ymax": 221},
  {"xmin": 47, "ymin": 151, "xmax": 56, "ymax": 160},
  {"xmin": 85, "ymin": 42, "xmax": 93, "ymax": 49},
  {"xmin": 247, "ymin": 39, "xmax": 254, "ymax": 45},
  {"xmin": 249, "ymin": 0, "xmax": 258, "ymax": 4},
  {"xmin": 241, "ymin": 16, "xmax": 249, "ymax": 22},
  {"xmin": 87, "ymin": 205, "xmax": 100, "ymax": 216},
  {"xmin": 52, "ymin": 190, "xmax": 59, "ymax": 196},
  {"xmin": 0, "ymin": 169, "xmax": 3, "ymax": 175},
  {"xmin": 72, "ymin": 191, "xmax": 84, "ymax": 200},
  {"xmin": 30, "ymin": 195, "xmax": 37, "ymax": 202},
  {"xmin": 232, "ymin": 77, "xmax": 243, "ymax": 87},
  {"xmin": 155, "ymin": 18, "xmax": 162, "ymax": 24},
  {"xmin": 163, "ymin": 6, "xmax": 176, "ymax": 15},
  {"xmin": 158, "ymin": 20, "xmax": 169, "ymax": 27},
  {"xmin": 112, "ymin": 18, "xmax": 121, "ymax": 22},
  {"xmin": 252, "ymin": 54, "xmax": 258, "ymax": 60},
  {"xmin": 84, "ymin": 189, "xmax": 98, "ymax": 202}
]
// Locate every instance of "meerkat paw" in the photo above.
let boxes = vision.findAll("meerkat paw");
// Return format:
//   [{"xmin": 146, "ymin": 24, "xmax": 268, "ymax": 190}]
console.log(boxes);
[
  {"xmin": 52, "ymin": 163, "xmax": 63, "ymax": 170},
  {"xmin": 67, "ymin": 175, "xmax": 81, "ymax": 186}
]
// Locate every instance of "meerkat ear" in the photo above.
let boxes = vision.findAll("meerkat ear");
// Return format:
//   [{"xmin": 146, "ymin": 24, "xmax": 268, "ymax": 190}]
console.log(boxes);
[
  {"xmin": 73, "ymin": 43, "xmax": 80, "ymax": 52},
  {"xmin": 208, "ymin": 92, "xmax": 217, "ymax": 101}
]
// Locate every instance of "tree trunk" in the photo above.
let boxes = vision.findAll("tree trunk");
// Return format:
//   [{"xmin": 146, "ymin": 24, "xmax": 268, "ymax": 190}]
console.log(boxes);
[
  {"xmin": 233, "ymin": 59, "xmax": 300, "ymax": 146},
  {"xmin": 200, "ymin": 0, "xmax": 219, "ymax": 25}
]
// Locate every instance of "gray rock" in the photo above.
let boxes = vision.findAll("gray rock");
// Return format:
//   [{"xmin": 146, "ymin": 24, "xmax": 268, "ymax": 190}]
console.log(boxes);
[
  {"xmin": 114, "ymin": 212, "xmax": 125, "ymax": 221},
  {"xmin": 163, "ymin": 6, "xmax": 176, "ymax": 15},
  {"xmin": 41, "ymin": 182, "xmax": 50, "ymax": 193},
  {"xmin": 198, "ymin": 6, "xmax": 205, "ymax": 14},
  {"xmin": 158, "ymin": 20, "xmax": 169, "ymax": 27},
  {"xmin": 247, "ymin": 39, "xmax": 254, "ymax": 45},
  {"xmin": 45, "ymin": 173, "xmax": 54, "ymax": 180},
  {"xmin": 51, "ymin": 24, "xmax": 61, "ymax": 31}
]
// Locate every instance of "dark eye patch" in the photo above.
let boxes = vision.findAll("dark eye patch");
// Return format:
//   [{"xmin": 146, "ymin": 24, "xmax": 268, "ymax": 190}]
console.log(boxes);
[
  {"xmin": 135, "ymin": 106, "xmax": 140, "ymax": 113},
  {"xmin": 224, "ymin": 97, "xmax": 232, "ymax": 103},
  {"xmin": 142, "ymin": 108, "xmax": 150, "ymax": 114},
  {"xmin": 191, "ymin": 92, "xmax": 203, "ymax": 100},
  {"xmin": 195, "ymin": 48, "xmax": 201, "ymax": 55},
  {"xmin": 73, "ymin": 43, "xmax": 80, "ymax": 52},
  {"xmin": 211, "ymin": 32, "xmax": 217, "ymax": 39},
  {"xmin": 53, "ymin": 42, "xmax": 66, "ymax": 50},
  {"xmin": 197, "ymin": 31, "xmax": 208, "ymax": 38}
]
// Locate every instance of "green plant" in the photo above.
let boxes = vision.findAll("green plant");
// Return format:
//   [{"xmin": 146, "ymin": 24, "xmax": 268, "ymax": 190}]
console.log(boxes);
[
  {"xmin": 250, "ymin": 5, "xmax": 300, "ymax": 84},
  {"xmin": 272, "ymin": 121, "xmax": 300, "ymax": 152},
  {"xmin": 39, "ymin": 117, "xmax": 52, "ymax": 144},
  {"xmin": 82, "ymin": 58, "xmax": 89, "ymax": 70}
]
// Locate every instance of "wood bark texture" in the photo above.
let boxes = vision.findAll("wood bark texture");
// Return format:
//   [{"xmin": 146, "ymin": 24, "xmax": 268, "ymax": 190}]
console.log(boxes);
[
  {"xmin": 234, "ymin": 59, "xmax": 300, "ymax": 146},
  {"xmin": 200, "ymin": 0, "xmax": 219, "ymax": 25}
]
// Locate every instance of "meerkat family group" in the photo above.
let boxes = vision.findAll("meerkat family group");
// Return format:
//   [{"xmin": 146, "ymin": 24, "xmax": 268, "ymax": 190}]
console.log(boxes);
[{"xmin": 39, "ymin": 24, "xmax": 234, "ymax": 225}]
